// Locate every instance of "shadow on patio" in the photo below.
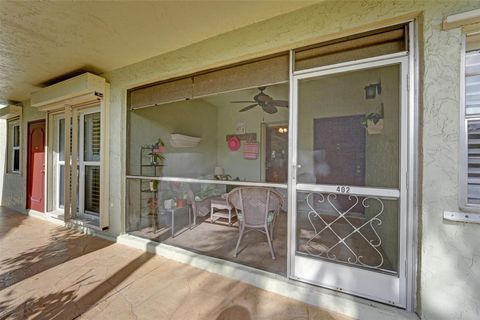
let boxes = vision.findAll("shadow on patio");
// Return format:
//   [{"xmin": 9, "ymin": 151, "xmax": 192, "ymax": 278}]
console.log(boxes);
[
  {"xmin": 0, "ymin": 207, "xmax": 28, "ymax": 241},
  {"xmin": 0, "ymin": 208, "xmax": 112, "ymax": 290},
  {"xmin": 0, "ymin": 208, "xmax": 352, "ymax": 320},
  {"xmin": 0, "ymin": 252, "xmax": 154, "ymax": 319}
]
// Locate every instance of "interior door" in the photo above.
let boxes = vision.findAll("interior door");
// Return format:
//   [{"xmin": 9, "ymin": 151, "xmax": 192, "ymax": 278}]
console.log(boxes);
[
  {"xmin": 290, "ymin": 56, "xmax": 408, "ymax": 307},
  {"xmin": 27, "ymin": 120, "xmax": 46, "ymax": 212},
  {"xmin": 266, "ymin": 124, "xmax": 289, "ymax": 183}
]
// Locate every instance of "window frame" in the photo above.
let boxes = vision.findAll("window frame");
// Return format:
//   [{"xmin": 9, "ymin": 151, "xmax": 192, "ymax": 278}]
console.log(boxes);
[
  {"xmin": 53, "ymin": 114, "xmax": 66, "ymax": 210},
  {"xmin": 7, "ymin": 118, "xmax": 21, "ymax": 174},
  {"xmin": 459, "ymin": 34, "xmax": 480, "ymax": 210},
  {"xmin": 52, "ymin": 106, "xmax": 101, "ymax": 216}
]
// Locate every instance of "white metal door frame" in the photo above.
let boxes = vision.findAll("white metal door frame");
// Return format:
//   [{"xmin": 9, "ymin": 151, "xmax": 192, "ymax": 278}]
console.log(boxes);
[{"xmin": 288, "ymin": 53, "xmax": 410, "ymax": 307}]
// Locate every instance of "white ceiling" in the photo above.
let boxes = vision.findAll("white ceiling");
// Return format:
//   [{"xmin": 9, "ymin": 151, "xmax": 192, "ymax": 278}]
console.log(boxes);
[{"xmin": 0, "ymin": 1, "xmax": 316, "ymax": 102}]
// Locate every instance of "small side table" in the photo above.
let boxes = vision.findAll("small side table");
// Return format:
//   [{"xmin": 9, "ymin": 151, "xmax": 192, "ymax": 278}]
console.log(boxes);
[
  {"xmin": 210, "ymin": 197, "xmax": 236, "ymax": 226},
  {"xmin": 159, "ymin": 205, "xmax": 192, "ymax": 237}
]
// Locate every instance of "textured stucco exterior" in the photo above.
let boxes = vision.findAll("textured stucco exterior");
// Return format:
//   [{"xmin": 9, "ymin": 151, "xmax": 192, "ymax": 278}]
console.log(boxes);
[
  {"xmin": 0, "ymin": 101, "xmax": 45, "ymax": 212},
  {"xmin": 1, "ymin": 1, "xmax": 480, "ymax": 319}
]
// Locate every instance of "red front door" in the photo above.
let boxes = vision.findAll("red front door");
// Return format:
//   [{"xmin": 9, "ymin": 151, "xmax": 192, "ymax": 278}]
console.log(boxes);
[{"xmin": 27, "ymin": 120, "xmax": 46, "ymax": 212}]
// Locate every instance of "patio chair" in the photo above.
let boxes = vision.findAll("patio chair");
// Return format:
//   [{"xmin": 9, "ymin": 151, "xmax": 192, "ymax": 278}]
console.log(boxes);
[{"xmin": 227, "ymin": 187, "xmax": 283, "ymax": 260}]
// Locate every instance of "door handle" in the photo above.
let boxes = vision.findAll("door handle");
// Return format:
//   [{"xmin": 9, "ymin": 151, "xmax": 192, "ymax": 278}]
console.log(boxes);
[{"xmin": 292, "ymin": 164, "xmax": 301, "ymax": 180}]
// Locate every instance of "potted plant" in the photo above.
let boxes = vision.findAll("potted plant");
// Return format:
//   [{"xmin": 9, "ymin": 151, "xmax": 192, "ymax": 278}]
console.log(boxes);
[
  {"xmin": 176, "ymin": 192, "xmax": 188, "ymax": 208},
  {"xmin": 149, "ymin": 138, "xmax": 166, "ymax": 165},
  {"xmin": 147, "ymin": 197, "xmax": 158, "ymax": 216},
  {"xmin": 362, "ymin": 103, "xmax": 384, "ymax": 134}
]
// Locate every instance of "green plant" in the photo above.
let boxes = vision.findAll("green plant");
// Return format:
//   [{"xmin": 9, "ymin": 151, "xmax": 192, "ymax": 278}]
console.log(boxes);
[
  {"xmin": 362, "ymin": 103, "xmax": 384, "ymax": 128},
  {"xmin": 362, "ymin": 112, "xmax": 383, "ymax": 126}
]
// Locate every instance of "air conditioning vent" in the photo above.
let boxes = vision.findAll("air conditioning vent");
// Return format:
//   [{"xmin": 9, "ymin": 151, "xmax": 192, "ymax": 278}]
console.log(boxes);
[{"xmin": 31, "ymin": 73, "xmax": 106, "ymax": 110}]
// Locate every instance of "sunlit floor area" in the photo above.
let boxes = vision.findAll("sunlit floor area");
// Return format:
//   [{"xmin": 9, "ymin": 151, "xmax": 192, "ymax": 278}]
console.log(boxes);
[
  {"xmin": 0, "ymin": 207, "xmax": 351, "ymax": 320},
  {"xmin": 130, "ymin": 212, "xmax": 288, "ymax": 276}
]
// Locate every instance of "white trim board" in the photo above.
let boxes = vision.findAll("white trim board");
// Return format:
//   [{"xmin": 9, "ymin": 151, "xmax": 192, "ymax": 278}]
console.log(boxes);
[{"xmin": 117, "ymin": 234, "xmax": 418, "ymax": 320}]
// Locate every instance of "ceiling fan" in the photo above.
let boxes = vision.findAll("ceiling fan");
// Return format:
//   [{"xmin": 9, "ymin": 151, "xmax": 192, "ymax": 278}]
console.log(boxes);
[{"xmin": 231, "ymin": 87, "xmax": 288, "ymax": 114}]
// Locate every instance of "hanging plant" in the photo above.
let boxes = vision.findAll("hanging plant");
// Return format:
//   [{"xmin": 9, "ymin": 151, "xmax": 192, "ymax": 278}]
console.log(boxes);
[
  {"xmin": 362, "ymin": 103, "xmax": 384, "ymax": 134},
  {"xmin": 361, "ymin": 112, "xmax": 383, "ymax": 126}
]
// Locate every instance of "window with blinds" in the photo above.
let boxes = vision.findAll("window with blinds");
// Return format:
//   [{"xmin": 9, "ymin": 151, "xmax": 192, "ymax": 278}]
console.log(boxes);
[
  {"xmin": 7, "ymin": 118, "xmax": 21, "ymax": 173},
  {"xmin": 85, "ymin": 166, "xmax": 100, "ymax": 213},
  {"xmin": 84, "ymin": 112, "xmax": 101, "ymax": 162},
  {"xmin": 463, "ymin": 34, "xmax": 480, "ymax": 206},
  {"xmin": 83, "ymin": 112, "xmax": 101, "ymax": 214}
]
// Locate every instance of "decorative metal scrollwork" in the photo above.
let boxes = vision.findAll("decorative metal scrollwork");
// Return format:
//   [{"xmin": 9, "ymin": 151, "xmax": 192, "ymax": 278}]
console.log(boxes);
[{"xmin": 303, "ymin": 192, "xmax": 385, "ymax": 270}]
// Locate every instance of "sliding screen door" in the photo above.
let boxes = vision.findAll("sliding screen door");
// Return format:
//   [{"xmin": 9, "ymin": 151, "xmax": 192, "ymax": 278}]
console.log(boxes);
[{"xmin": 290, "ymin": 56, "xmax": 408, "ymax": 307}]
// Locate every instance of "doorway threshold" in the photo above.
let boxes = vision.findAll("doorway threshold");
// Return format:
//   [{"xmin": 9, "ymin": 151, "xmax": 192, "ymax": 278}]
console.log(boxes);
[
  {"xmin": 27, "ymin": 209, "xmax": 114, "ymax": 242},
  {"xmin": 117, "ymin": 233, "xmax": 418, "ymax": 320}
]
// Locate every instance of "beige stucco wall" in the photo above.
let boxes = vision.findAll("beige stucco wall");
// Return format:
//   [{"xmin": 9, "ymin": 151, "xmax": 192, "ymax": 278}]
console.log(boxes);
[
  {"xmin": 0, "ymin": 101, "xmax": 45, "ymax": 212},
  {"xmin": 1, "ymin": 0, "xmax": 479, "ymax": 318},
  {"xmin": 101, "ymin": 1, "xmax": 480, "ymax": 318},
  {"xmin": 128, "ymin": 99, "xmax": 218, "ymax": 178}
]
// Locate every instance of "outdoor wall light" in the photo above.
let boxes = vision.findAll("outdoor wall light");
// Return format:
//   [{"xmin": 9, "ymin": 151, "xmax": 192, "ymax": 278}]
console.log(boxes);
[
  {"xmin": 364, "ymin": 82, "xmax": 382, "ymax": 99},
  {"xmin": 0, "ymin": 99, "xmax": 22, "ymax": 109},
  {"xmin": 278, "ymin": 127, "xmax": 288, "ymax": 134}
]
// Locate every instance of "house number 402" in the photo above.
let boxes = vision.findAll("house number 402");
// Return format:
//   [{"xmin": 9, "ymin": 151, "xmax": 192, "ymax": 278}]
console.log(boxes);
[{"xmin": 336, "ymin": 186, "xmax": 351, "ymax": 194}]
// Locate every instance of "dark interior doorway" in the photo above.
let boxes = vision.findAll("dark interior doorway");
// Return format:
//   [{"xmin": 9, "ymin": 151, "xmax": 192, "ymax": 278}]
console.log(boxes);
[
  {"xmin": 313, "ymin": 115, "xmax": 366, "ymax": 213},
  {"xmin": 265, "ymin": 124, "xmax": 288, "ymax": 183}
]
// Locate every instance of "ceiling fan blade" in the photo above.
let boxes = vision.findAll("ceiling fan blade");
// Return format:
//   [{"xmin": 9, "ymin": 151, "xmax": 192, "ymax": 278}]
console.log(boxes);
[
  {"xmin": 231, "ymin": 100, "xmax": 256, "ymax": 103},
  {"xmin": 239, "ymin": 104, "xmax": 259, "ymax": 112},
  {"xmin": 272, "ymin": 100, "xmax": 289, "ymax": 108},
  {"xmin": 262, "ymin": 104, "xmax": 277, "ymax": 114}
]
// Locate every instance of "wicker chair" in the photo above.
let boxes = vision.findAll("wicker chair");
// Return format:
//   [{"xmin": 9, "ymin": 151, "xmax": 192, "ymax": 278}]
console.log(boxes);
[{"xmin": 227, "ymin": 187, "xmax": 283, "ymax": 260}]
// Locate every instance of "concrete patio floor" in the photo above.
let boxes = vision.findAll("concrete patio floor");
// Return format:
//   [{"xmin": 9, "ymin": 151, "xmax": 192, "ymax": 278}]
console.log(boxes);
[{"xmin": 0, "ymin": 207, "xmax": 353, "ymax": 320}]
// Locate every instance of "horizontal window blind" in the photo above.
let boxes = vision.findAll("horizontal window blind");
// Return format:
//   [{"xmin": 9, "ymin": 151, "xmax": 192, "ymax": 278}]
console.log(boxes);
[
  {"xmin": 465, "ymin": 49, "xmax": 480, "ymax": 204},
  {"xmin": 193, "ymin": 55, "xmax": 289, "ymax": 98},
  {"xmin": 294, "ymin": 25, "xmax": 407, "ymax": 71},
  {"xmin": 128, "ymin": 54, "xmax": 289, "ymax": 110},
  {"xmin": 84, "ymin": 112, "xmax": 101, "ymax": 162},
  {"xmin": 130, "ymin": 77, "xmax": 193, "ymax": 110},
  {"xmin": 467, "ymin": 33, "xmax": 480, "ymax": 52},
  {"xmin": 85, "ymin": 166, "xmax": 100, "ymax": 214}
]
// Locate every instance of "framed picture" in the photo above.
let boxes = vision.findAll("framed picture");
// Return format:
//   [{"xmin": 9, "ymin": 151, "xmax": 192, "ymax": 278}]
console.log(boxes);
[{"xmin": 236, "ymin": 121, "xmax": 246, "ymax": 134}]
